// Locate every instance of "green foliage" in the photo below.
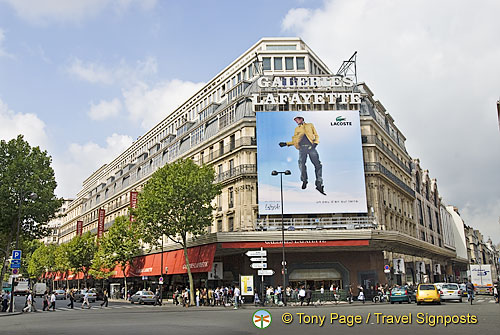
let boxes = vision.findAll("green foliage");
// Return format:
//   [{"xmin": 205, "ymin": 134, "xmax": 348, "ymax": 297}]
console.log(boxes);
[
  {"xmin": 92, "ymin": 216, "xmax": 141, "ymax": 278},
  {"xmin": 66, "ymin": 232, "xmax": 97, "ymax": 279},
  {"xmin": 136, "ymin": 159, "xmax": 221, "ymax": 248},
  {"xmin": 0, "ymin": 135, "xmax": 62, "ymax": 239},
  {"xmin": 54, "ymin": 243, "xmax": 71, "ymax": 274},
  {"xmin": 27, "ymin": 242, "xmax": 56, "ymax": 279}
]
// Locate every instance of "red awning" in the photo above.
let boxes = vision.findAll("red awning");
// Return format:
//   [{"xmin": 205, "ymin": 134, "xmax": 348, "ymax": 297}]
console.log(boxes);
[{"xmin": 110, "ymin": 243, "xmax": 216, "ymax": 278}]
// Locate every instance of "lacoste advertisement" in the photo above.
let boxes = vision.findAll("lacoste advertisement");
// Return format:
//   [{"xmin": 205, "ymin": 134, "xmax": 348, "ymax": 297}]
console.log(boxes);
[{"xmin": 256, "ymin": 110, "xmax": 367, "ymax": 215}]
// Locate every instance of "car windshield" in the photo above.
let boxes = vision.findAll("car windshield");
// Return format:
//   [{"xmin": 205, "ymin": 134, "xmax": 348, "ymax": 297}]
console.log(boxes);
[
  {"xmin": 391, "ymin": 288, "xmax": 406, "ymax": 293},
  {"xmin": 442, "ymin": 284, "xmax": 459, "ymax": 290},
  {"xmin": 419, "ymin": 285, "xmax": 436, "ymax": 290}
]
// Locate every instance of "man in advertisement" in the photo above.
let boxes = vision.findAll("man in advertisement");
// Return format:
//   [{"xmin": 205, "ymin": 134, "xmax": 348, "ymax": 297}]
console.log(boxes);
[{"xmin": 279, "ymin": 116, "xmax": 325, "ymax": 195}]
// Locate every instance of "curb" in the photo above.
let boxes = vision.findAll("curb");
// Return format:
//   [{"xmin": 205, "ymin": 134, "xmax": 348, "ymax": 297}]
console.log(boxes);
[{"xmin": 0, "ymin": 312, "xmax": 22, "ymax": 317}]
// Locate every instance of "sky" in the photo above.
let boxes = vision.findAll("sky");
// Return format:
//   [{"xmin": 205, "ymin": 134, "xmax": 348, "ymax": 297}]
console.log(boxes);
[{"xmin": 0, "ymin": 0, "xmax": 498, "ymax": 243}]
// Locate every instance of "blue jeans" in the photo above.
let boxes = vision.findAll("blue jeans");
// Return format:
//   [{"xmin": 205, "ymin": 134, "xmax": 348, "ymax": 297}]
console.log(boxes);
[{"xmin": 298, "ymin": 145, "xmax": 323, "ymax": 186}]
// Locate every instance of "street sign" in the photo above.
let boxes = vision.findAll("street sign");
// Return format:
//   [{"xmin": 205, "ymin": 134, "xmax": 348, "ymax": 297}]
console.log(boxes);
[
  {"xmin": 12, "ymin": 268, "xmax": 19, "ymax": 275},
  {"xmin": 10, "ymin": 259, "xmax": 21, "ymax": 269},
  {"xmin": 12, "ymin": 250, "xmax": 22, "ymax": 260},
  {"xmin": 159, "ymin": 277, "xmax": 164, "ymax": 285},
  {"xmin": 258, "ymin": 269, "xmax": 275, "ymax": 276},
  {"xmin": 250, "ymin": 257, "xmax": 267, "ymax": 262},
  {"xmin": 250, "ymin": 263, "xmax": 267, "ymax": 269},
  {"xmin": 246, "ymin": 250, "xmax": 267, "ymax": 257}
]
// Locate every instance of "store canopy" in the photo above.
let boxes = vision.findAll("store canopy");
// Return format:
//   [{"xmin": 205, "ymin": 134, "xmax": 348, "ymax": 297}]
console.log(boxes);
[{"xmin": 110, "ymin": 243, "xmax": 216, "ymax": 278}]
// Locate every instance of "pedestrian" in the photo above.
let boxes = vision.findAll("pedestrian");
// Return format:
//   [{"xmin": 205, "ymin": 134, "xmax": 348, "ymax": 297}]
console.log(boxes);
[
  {"xmin": 81, "ymin": 290, "xmax": 91, "ymax": 309},
  {"xmin": 233, "ymin": 285, "xmax": 240, "ymax": 310},
  {"xmin": 320, "ymin": 285, "xmax": 324, "ymax": 303},
  {"xmin": 195, "ymin": 288, "xmax": 200, "ymax": 306},
  {"xmin": 1, "ymin": 291, "xmax": 10, "ymax": 312},
  {"xmin": 299, "ymin": 286, "xmax": 306, "ymax": 306},
  {"xmin": 493, "ymin": 285, "xmax": 498, "ymax": 303},
  {"xmin": 100, "ymin": 289, "xmax": 109, "ymax": 308},
  {"xmin": 358, "ymin": 287, "xmax": 365, "ymax": 304},
  {"xmin": 23, "ymin": 291, "xmax": 33, "ymax": 313},
  {"xmin": 348, "ymin": 284, "xmax": 353, "ymax": 304},
  {"xmin": 43, "ymin": 290, "xmax": 49, "ymax": 311},
  {"xmin": 305, "ymin": 286, "xmax": 312, "ymax": 306},
  {"xmin": 67, "ymin": 289, "xmax": 74, "ymax": 309},
  {"xmin": 50, "ymin": 291, "xmax": 56, "ymax": 311}
]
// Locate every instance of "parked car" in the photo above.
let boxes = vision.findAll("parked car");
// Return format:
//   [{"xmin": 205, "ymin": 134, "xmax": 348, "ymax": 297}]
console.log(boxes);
[
  {"xmin": 439, "ymin": 283, "xmax": 462, "ymax": 302},
  {"xmin": 416, "ymin": 284, "xmax": 441, "ymax": 305},
  {"xmin": 459, "ymin": 283, "xmax": 468, "ymax": 296},
  {"xmin": 74, "ymin": 289, "xmax": 96, "ymax": 303},
  {"xmin": 389, "ymin": 287, "xmax": 412, "ymax": 304},
  {"xmin": 129, "ymin": 290, "xmax": 156, "ymax": 304},
  {"xmin": 53, "ymin": 289, "xmax": 67, "ymax": 300}
]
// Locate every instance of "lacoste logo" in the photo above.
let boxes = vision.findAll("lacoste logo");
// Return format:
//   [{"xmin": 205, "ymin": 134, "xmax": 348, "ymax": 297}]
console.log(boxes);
[
  {"xmin": 336, "ymin": 116, "xmax": 346, "ymax": 122},
  {"xmin": 331, "ymin": 116, "xmax": 352, "ymax": 126}
]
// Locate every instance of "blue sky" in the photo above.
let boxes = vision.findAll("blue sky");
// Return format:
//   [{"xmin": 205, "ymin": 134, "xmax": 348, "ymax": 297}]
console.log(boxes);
[{"xmin": 1, "ymin": 0, "xmax": 499, "ymax": 243}]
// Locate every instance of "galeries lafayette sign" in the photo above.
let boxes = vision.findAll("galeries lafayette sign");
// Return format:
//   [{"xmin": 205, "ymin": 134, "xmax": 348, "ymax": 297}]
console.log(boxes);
[{"xmin": 252, "ymin": 76, "xmax": 361, "ymax": 106}]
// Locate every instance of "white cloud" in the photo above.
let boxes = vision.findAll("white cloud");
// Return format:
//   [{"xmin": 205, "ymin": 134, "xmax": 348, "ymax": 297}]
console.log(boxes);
[
  {"xmin": 123, "ymin": 79, "xmax": 205, "ymax": 129},
  {"xmin": 66, "ymin": 57, "xmax": 158, "ymax": 85},
  {"xmin": 0, "ymin": 98, "xmax": 48, "ymax": 148},
  {"xmin": 88, "ymin": 98, "xmax": 122, "ymax": 121},
  {"xmin": 282, "ymin": 0, "xmax": 500, "ymax": 242},
  {"xmin": 0, "ymin": 0, "xmax": 157, "ymax": 24},
  {"xmin": 53, "ymin": 133, "xmax": 133, "ymax": 197},
  {"xmin": 0, "ymin": 28, "xmax": 14, "ymax": 58}
]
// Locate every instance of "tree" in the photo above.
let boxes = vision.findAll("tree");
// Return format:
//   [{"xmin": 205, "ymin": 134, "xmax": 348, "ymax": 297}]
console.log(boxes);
[
  {"xmin": 0, "ymin": 135, "xmax": 62, "ymax": 281},
  {"xmin": 27, "ymin": 242, "xmax": 55, "ymax": 282},
  {"xmin": 66, "ymin": 232, "xmax": 97, "ymax": 288},
  {"xmin": 95, "ymin": 216, "xmax": 141, "ymax": 297},
  {"xmin": 136, "ymin": 159, "xmax": 221, "ymax": 305},
  {"xmin": 54, "ymin": 243, "xmax": 72, "ymax": 289}
]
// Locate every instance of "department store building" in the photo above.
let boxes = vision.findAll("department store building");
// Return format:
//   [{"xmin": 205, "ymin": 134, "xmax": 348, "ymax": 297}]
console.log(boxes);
[{"xmin": 57, "ymin": 37, "xmax": 464, "ymax": 292}]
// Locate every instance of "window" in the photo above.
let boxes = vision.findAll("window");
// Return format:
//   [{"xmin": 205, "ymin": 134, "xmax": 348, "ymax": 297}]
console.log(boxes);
[
  {"xmin": 421, "ymin": 231, "xmax": 426, "ymax": 241},
  {"xmin": 229, "ymin": 159, "xmax": 234, "ymax": 173},
  {"xmin": 435, "ymin": 212, "xmax": 441, "ymax": 234},
  {"xmin": 417, "ymin": 200, "xmax": 424, "ymax": 225},
  {"xmin": 274, "ymin": 57, "xmax": 282, "ymax": 71},
  {"xmin": 430, "ymin": 235, "xmax": 435, "ymax": 245},
  {"xmin": 229, "ymin": 134, "xmax": 235, "ymax": 150},
  {"xmin": 228, "ymin": 217, "xmax": 234, "ymax": 231},
  {"xmin": 427, "ymin": 206, "xmax": 433, "ymax": 230},
  {"xmin": 266, "ymin": 45, "xmax": 296, "ymax": 51},
  {"xmin": 228, "ymin": 187, "xmax": 234, "ymax": 208},
  {"xmin": 263, "ymin": 57, "xmax": 271, "ymax": 71},
  {"xmin": 296, "ymin": 57, "xmax": 305, "ymax": 70},
  {"xmin": 217, "ymin": 220, "xmax": 222, "ymax": 232},
  {"xmin": 285, "ymin": 57, "xmax": 294, "ymax": 70},
  {"xmin": 219, "ymin": 141, "xmax": 224, "ymax": 156}
]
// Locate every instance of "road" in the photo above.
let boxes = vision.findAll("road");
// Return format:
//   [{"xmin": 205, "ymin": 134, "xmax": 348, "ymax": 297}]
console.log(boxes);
[{"xmin": 1, "ymin": 296, "xmax": 498, "ymax": 335}]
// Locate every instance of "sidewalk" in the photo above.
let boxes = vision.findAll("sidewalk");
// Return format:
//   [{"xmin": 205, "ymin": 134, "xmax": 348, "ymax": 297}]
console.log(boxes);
[{"xmin": 0, "ymin": 312, "xmax": 22, "ymax": 317}]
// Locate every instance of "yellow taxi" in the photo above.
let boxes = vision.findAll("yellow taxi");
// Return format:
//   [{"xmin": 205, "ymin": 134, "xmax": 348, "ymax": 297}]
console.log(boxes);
[{"xmin": 416, "ymin": 284, "xmax": 441, "ymax": 305}]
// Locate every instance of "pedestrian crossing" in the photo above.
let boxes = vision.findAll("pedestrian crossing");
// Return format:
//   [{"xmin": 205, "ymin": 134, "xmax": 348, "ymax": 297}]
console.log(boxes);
[{"xmin": 48, "ymin": 304, "xmax": 163, "ymax": 312}]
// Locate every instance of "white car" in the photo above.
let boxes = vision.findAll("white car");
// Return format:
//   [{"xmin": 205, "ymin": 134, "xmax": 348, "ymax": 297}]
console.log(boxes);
[{"xmin": 439, "ymin": 283, "xmax": 462, "ymax": 302}]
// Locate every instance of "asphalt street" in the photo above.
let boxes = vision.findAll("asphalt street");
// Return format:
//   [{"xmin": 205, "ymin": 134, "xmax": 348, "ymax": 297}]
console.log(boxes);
[{"xmin": 0, "ymin": 296, "xmax": 498, "ymax": 335}]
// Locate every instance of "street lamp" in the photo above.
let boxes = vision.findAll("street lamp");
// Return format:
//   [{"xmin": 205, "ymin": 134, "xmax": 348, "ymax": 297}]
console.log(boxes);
[
  {"xmin": 271, "ymin": 170, "xmax": 291, "ymax": 306},
  {"xmin": 9, "ymin": 191, "xmax": 37, "ymax": 312}
]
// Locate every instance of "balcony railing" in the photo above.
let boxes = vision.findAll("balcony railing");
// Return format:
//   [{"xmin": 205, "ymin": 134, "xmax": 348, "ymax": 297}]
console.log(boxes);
[
  {"xmin": 362, "ymin": 135, "xmax": 411, "ymax": 174},
  {"xmin": 256, "ymin": 216, "xmax": 377, "ymax": 231},
  {"xmin": 215, "ymin": 164, "xmax": 257, "ymax": 183},
  {"xmin": 365, "ymin": 162, "xmax": 415, "ymax": 198}
]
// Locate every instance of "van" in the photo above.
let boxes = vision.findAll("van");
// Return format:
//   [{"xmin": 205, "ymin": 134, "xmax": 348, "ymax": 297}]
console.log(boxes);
[
  {"xmin": 13, "ymin": 280, "xmax": 29, "ymax": 295},
  {"xmin": 34, "ymin": 282, "xmax": 47, "ymax": 297}
]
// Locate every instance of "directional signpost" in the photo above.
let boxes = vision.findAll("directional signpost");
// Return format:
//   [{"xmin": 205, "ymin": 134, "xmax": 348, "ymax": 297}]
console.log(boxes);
[
  {"xmin": 258, "ymin": 269, "xmax": 275, "ymax": 276},
  {"xmin": 246, "ymin": 247, "xmax": 271, "ymax": 306},
  {"xmin": 10, "ymin": 260, "xmax": 21, "ymax": 269}
]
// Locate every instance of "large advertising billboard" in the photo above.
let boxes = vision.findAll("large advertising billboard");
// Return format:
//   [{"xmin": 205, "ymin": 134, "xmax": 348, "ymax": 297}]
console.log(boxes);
[{"xmin": 256, "ymin": 110, "xmax": 367, "ymax": 215}]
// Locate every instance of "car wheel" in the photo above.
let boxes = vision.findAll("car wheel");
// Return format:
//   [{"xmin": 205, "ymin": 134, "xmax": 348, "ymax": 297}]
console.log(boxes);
[
  {"xmin": 139, "ymin": 299, "xmax": 143, "ymax": 305},
  {"xmin": 459, "ymin": 298, "xmax": 463, "ymax": 303},
  {"xmin": 130, "ymin": 300, "xmax": 134, "ymax": 304},
  {"xmin": 417, "ymin": 301, "xmax": 421, "ymax": 305},
  {"xmin": 437, "ymin": 301, "xmax": 441, "ymax": 305},
  {"xmin": 391, "ymin": 301, "xmax": 394, "ymax": 304},
  {"xmin": 408, "ymin": 298, "xmax": 411, "ymax": 304}
]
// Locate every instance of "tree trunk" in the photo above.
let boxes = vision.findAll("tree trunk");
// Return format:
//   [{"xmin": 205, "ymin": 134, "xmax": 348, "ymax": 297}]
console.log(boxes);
[
  {"xmin": 182, "ymin": 235, "xmax": 195, "ymax": 306},
  {"xmin": 0, "ymin": 223, "xmax": 15, "ymax": 282}
]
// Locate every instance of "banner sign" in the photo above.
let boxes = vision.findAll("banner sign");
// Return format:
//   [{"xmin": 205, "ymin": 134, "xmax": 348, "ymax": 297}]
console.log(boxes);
[
  {"xmin": 393, "ymin": 258, "xmax": 406, "ymax": 274},
  {"xmin": 256, "ymin": 110, "xmax": 367, "ymax": 215},
  {"xmin": 76, "ymin": 220, "xmax": 83, "ymax": 236},
  {"xmin": 130, "ymin": 191, "xmax": 138, "ymax": 222},
  {"xmin": 97, "ymin": 209, "xmax": 105, "ymax": 238},
  {"xmin": 241, "ymin": 275, "xmax": 254, "ymax": 296}
]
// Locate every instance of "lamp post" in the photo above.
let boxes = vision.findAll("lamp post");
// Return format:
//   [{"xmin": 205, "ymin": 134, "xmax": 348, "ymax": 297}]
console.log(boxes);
[
  {"xmin": 160, "ymin": 234, "xmax": 164, "ymax": 305},
  {"xmin": 9, "ymin": 190, "xmax": 37, "ymax": 313},
  {"xmin": 271, "ymin": 170, "xmax": 291, "ymax": 306}
]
